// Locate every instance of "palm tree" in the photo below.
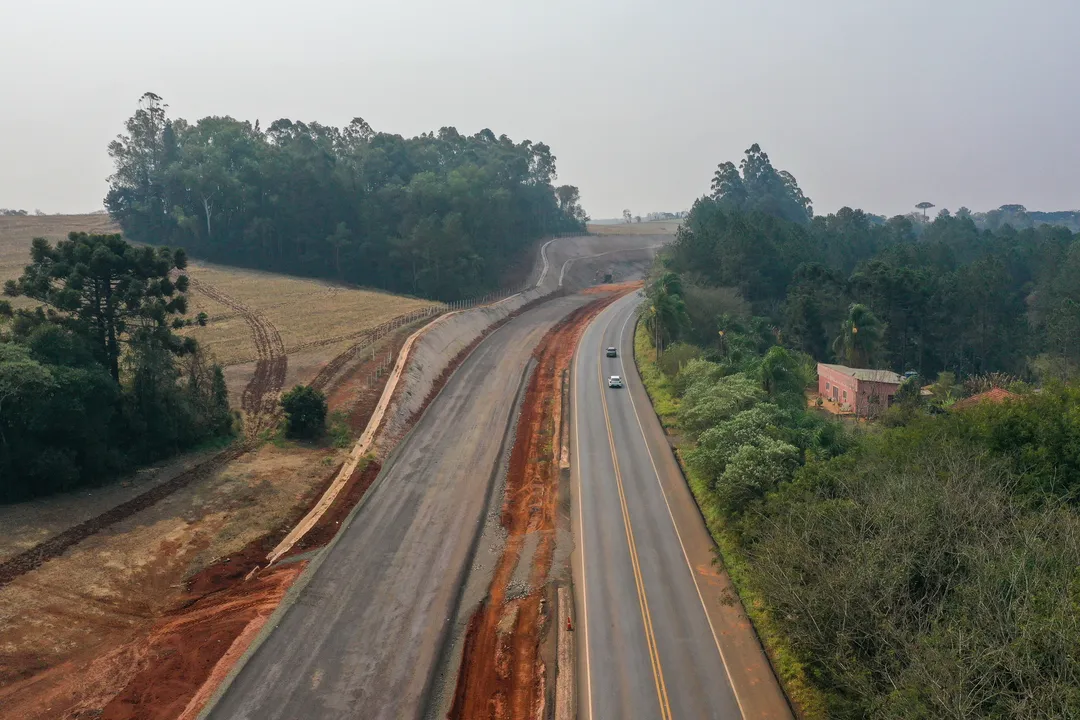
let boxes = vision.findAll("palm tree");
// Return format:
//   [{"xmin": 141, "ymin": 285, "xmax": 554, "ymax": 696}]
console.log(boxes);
[
  {"xmin": 645, "ymin": 272, "xmax": 690, "ymax": 354},
  {"xmin": 833, "ymin": 303, "xmax": 884, "ymax": 367}
]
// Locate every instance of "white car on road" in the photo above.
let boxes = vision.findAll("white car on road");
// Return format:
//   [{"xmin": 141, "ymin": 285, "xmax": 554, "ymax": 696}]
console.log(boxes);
[{"xmin": 608, "ymin": 375, "xmax": 623, "ymax": 388}]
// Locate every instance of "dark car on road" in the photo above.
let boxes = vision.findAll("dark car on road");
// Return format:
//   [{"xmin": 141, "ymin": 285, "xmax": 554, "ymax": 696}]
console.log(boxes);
[{"xmin": 606, "ymin": 347, "xmax": 617, "ymax": 357}]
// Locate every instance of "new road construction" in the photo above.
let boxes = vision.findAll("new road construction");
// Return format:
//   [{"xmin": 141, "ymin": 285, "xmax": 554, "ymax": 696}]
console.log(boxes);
[
  {"xmin": 195, "ymin": 233, "xmax": 791, "ymax": 719},
  {"xmin": 194, "ymin": 234, "xmax": 670, "ymax": 719}
]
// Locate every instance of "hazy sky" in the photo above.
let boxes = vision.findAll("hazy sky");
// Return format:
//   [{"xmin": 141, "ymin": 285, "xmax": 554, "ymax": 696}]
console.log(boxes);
[{"xmin": 3, "ymin": 0, "xmax": 1079, "ymax": 219}]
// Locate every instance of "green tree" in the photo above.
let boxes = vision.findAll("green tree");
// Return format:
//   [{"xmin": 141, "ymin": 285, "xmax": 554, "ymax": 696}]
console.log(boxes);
[
  {"xmin": 679, "ymin": 372, "xmax": 765, "ymax": 440},
  {"xmin": 105, "ymin": 94, "xmax": 585, "ymax": 301},
  {"xmin": 4, "ymin": 232, "xmax": 190, "ymax": 382},
  {"xmin": 711, "ymin": 144, "xmax": 812, "ymax": 225},
  {"xmin": 758, "ymin": 346, "xmax": 812, "ymax": 405},
  {"xmin": 715, "ymin": 437, "xmax": 799, "ymax": 515},
  {"xmin": 281, "ymin": 385, "xmax": 328, "ymax": 439},
  {"xmin": 645, "ymin": 271, "xmax": 691, "ymax": 351},
  {"xmin": 832, "ymin": 303, "xmax": 884, "ymax": 368}
]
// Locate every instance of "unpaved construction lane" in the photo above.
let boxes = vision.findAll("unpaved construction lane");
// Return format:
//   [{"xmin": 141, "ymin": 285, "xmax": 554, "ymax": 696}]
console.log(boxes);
[
  {"xmin": 572, "ymin": 292, "xmax": 792, "ymax": 719},
  {"xmin": 204, "ymin": 294, "xmax": 596, "ymax": 720}
]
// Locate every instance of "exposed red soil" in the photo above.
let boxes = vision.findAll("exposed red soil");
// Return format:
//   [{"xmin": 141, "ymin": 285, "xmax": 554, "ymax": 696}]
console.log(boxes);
[
  {"xmin": 283, "ymin": 459, "xmax": 382, "ymax": 555},
  {"xmin": 325, "ymin": 329, "xmax": 413, "ymax": 434},
  {"xmin": 0, "ymin": 452, "xmax": 381, "ymax": 720},
  {"xmin": 99, "ymin": 563, "xmax": 303, "ymax": 720},
  {"xmin": 449, "ymin": 289, "xmax": 633, "ymax": 720},
  {"xmin": 86, "ymin": 457, "xmax": 374, "ymax": 720}
]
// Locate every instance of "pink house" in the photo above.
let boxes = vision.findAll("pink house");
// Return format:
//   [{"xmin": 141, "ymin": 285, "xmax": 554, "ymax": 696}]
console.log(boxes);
[{"xmin": 817, "ymin": 363, "xmax": 904, "ymax": 417}]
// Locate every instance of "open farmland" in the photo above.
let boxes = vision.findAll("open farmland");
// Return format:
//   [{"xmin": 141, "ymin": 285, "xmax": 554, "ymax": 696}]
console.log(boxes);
[
  {"xmin": 181, "ymin": 262, "xmax": 436, "ymax": 365},
  {"xmin": 588, "ymin": 219, "xmax": 681, "ymax": 235},
  {"xmin": 0, "ymin": 214, "xmax": 440, "ymax": 370},
  {"xmin": 0, "ymin": 214, "xmax": 120, "ymax": 308}
]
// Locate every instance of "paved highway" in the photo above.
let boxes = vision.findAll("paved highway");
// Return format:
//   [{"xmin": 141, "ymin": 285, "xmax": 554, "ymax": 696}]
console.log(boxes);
[{"xmin": 571, "ymin": 291, "xmax": 792, "ymax": 719}]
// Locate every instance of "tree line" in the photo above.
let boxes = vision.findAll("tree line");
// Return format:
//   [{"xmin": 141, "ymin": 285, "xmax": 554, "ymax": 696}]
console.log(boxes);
[
  {"xmin": 0, "ymin": 232, "xmax": 233, "ymax": 501},
  {"xmin": 105, "ymin": 93, "xmax": 587, "ymax": 301},
  {"xmin": 640, "ymin": 273, "xmax": 1080, "ymax": 717},
  {"xmin": 662, "ymin": 144, "xmax": 1080, "ymax": 383}
]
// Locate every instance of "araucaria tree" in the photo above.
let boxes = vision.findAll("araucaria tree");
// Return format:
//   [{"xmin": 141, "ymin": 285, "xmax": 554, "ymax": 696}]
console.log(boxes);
[
  {"xmin": 1, "ymin": 232, "xmax": 231, "ymax": 501},
  {"xmin": 5, "ymin": 232, "xmax": 190, "ymax": 382}
]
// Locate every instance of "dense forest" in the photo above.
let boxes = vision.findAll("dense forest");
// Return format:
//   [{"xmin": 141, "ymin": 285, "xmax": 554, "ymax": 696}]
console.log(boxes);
[
  {"xmin": 665, "ymin": 144, "xmax": 1080, "ymax": 382},
  {"xmin": 105, "ymin": 93, "xmax": 587, "ymax": 300},
  {"xmin": 0, "ymin": 233, "xmax": 233, "ymax": 501},
  {"xmin": 639, "ymin": 145, "xmax": 1080, "ymax": 718}
]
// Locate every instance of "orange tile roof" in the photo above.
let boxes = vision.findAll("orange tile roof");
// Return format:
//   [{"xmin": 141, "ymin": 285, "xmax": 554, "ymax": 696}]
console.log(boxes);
[{"xmin": 952, "ymin": 387, "xmax": 1018, "ymax": 411}]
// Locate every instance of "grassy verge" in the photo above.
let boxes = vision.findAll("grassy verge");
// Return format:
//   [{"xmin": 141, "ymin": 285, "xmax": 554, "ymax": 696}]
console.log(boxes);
[{"xmin": 633, "ymin": 321, "xmax": 828, "ymax": 719}]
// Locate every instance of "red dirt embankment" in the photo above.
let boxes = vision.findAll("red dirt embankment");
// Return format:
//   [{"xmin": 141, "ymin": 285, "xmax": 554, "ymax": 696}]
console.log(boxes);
[
  {"xmin": 96, "ymin": 458, "xmax": 381, "ymax": 720},
  {"xmin": 449, "ymin": 287, "xmax": 635, "ymax": 720}
]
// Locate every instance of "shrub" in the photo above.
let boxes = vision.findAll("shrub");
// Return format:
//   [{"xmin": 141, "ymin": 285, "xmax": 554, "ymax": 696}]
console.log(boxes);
[
  {"xmin": 281, "ymin": 385, "xmax": 328, "ymax": 439},
  {"xmin": 658, "ymin": 342, "xmax": 702, "ymax": 378}
]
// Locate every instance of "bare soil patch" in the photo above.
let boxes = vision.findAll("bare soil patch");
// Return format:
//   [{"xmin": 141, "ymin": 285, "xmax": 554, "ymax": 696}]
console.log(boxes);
[{"xmin": 0, "ymin": 443, "xmax": 348, "ymax": 719}]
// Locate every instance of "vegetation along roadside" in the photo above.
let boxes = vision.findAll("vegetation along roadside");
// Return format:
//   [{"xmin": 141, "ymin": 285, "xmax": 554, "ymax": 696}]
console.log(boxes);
[{"xmin": 632, "ymin": 144, "xmax": 1080, "ymax": 719}]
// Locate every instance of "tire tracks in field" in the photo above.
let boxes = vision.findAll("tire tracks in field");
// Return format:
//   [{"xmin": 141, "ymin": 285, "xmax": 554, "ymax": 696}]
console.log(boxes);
[{"xmin": 189, "ymin": 278, "xmax": 287, "ymax": 438}]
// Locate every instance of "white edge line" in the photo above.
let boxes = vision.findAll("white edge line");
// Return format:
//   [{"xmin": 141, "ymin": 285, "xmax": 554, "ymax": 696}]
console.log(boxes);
[
  {"xmin": 615, "ymin": 300, "xmax": 749, "ymax": 720},
  {"xmin": 571, "ymin": 340, "xmax": 595, "ymax": 720}
]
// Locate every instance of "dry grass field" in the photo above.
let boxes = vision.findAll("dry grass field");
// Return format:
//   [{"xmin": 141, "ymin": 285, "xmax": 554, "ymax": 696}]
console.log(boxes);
[
  {"xmin": 0, "ymin": 213, "xmax": 438, "ymax": 368},
  {"xmin": 181, "ymin": 262, "xmax": 435, "ymax": 366},
  {"xmin": 0, "ymin": 213, "xmax": 119, "ymax": 308},
  {"xmin": 588, "ymin": 219, "xmax": 681, "ymax": 235}
]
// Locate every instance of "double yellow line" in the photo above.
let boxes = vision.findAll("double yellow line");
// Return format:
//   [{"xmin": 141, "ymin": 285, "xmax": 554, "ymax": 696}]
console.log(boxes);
[{"xmin": 597, "ymin": 354, "xmax": 673, "ymax": 720}]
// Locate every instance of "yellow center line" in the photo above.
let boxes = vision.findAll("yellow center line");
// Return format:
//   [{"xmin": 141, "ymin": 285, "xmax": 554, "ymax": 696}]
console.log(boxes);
[{"xmin": 597, "ymin": 345, "xmax": 673, "ymax": 720}]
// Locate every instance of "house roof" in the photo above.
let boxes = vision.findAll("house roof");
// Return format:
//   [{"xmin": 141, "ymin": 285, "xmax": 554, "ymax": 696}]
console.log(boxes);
[
  {"xmin": 819, "ymin": 363, "xmax": 904, "ymax": 384},
  {"xmin": 952, "ymin": 387, "xmax": 1018, "ymax": 411}
]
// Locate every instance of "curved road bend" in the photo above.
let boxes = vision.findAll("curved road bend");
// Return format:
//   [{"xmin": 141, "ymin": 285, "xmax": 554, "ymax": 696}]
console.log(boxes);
[
  {"xmin": 204, "ymin": 294, "xmax": 595, "ymax": 720},
  {"xmin": 571, "ymin": 291, "xmax": 792, "ymax": 719}
]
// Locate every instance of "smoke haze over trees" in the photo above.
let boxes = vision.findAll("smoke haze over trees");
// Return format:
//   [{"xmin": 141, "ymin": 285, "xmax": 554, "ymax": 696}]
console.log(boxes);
[{"xmin": 105, "ymin": 93, "xmax": 587, "ymax": 301}]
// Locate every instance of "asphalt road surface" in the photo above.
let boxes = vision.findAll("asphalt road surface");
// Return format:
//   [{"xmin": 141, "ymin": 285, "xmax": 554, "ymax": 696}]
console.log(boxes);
[
  {"xmin": 571, "ymin": 291, "xmax": 791, "ymax": 720},
  {"xmin": 204, "ymin": 294, "xmax": 594, "ymax": 720}
]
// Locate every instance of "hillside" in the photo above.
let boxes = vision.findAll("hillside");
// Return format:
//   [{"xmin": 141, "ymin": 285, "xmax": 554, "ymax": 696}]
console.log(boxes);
[{"xmin": 0, "ymin": 214, "xmax": 440, "ymax": 414}]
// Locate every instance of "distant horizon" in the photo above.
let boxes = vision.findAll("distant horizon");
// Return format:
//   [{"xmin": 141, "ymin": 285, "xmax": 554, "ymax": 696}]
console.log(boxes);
[{"xmin": 7, "ymin": 200, "xmax": 1080, "ymax": 223}]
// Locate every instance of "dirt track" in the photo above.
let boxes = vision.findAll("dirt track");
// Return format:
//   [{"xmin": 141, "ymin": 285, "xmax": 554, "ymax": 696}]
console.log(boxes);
[{"xmin": 189, "ymin": 278, "xmax": 287, "ymax": 437}]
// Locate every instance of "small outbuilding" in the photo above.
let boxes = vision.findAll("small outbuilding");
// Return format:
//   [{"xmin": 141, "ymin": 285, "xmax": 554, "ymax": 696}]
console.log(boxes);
[{"xmin": 817, "ymin": 363, "xmax": 904, "ymax": 416}]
